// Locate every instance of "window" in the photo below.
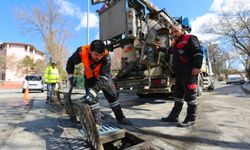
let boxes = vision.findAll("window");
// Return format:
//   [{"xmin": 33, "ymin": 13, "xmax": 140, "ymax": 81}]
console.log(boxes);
[
  {"xmin": 1, "ymin": 73, "xmax": 5, "ymax": 80},
  {"xmin": 25, "ymin": 75, "xmax": 42, "ymax": 81}
]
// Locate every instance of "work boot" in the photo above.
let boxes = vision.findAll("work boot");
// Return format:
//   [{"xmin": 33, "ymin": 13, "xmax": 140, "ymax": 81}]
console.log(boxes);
[
  {"xmin": 161, "ymin": 113, "xmax": 179, "ymax": 122},
  {"xmin": 46, "ymin": 96, "xmax": 50, "ymax": 104},
  {"xmin": 161, "ymin": 101, "xmax": 183, "ymax": 122},
  {"xmin": 111, "ymin": 104, "xmax": 127, "ymax": 122},
  {"xmin": 177, "ymin": 104, "xmax": 197, "ymax": 127},
  {"xmin": 177, "ymin": 115, "xmax": 195, "ymax": 127},
  {"xmin": 118, "ymin": 117, "xmax": 132, "ymax": 125}
]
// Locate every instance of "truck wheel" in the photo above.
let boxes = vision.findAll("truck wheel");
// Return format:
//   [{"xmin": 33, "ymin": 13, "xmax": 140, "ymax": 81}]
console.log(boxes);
[
  {"xmin": 207, "ymin": 85, "xmax": 214, "ymax": 90},
  {"xmin": 197, "ymin": 75, "xmax": 203, "ymax": 97}
]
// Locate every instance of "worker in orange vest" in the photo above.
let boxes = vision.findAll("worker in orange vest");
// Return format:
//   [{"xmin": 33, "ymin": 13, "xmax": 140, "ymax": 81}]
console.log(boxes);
[{"xmin": 66, "ymin": 40, "xmax": 131, "ymax": 127}]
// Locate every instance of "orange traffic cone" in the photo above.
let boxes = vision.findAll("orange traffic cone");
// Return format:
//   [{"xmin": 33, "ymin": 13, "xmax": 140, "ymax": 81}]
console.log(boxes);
[{"xmin": 23, "ymin": 87, "xmax": 29, "ymax": 105}]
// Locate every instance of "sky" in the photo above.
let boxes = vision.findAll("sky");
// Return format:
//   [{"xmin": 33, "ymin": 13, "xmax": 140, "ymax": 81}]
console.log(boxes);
[{"xmin": 0, "ymin": 0, "xmax": 249, "ymax": 69}]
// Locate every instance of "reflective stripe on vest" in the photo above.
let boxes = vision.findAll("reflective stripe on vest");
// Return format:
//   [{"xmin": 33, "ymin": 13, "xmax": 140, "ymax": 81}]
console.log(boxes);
[
  {"xmin": 81, "ymin": 45, "xmax": 109, "ymax": 79},
  {"xmin": 174, "ymin": 34, "xmax": 192, "ymax": 49},
  {"xmin": 44, "ymin": 66, "xmax": 59, "ymax": 83}
]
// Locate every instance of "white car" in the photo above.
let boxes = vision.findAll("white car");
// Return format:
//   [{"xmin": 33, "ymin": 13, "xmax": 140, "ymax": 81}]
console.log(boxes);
[
  {"xmin": 226, "ymin": 74, "xmax": 245, "ymax": 84},
  {"xmin": 22, "ymin": 75, "xmax": 44, "ymax": 93}
]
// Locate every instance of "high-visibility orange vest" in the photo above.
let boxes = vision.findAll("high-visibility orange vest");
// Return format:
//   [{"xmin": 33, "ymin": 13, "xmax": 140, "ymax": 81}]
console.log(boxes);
[{"xmin": 81, "ymin": 45, "xmax": 109, "ymax": 79}]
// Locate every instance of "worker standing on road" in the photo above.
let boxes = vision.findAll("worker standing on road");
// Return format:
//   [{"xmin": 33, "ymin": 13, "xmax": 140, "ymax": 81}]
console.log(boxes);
[
  {"xmin": 44, "ymin": 62, "xmax": 60, "ymax": 104},
  {"xmin": 66, "ymin": 40, "xmax": 131, "ymax": 128},
  {"xmin": 161, "ymin": 19, "xmax": 203, "ymax": 127}
]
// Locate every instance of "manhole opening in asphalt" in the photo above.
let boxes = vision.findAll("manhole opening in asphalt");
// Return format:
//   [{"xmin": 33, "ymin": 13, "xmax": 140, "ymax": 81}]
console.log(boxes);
[{"xmin": 103, "ymin": 131, "xmax": 145, "ymax": 150}]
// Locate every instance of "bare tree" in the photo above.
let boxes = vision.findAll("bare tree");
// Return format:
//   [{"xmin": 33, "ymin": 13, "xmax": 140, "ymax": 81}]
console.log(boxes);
[
  {"xmin": 34, "ymin": 59, "xmax": 46, "ymax": 76},
  {"xmin": 202, "ymin": 5, "xmax": 250, "ymax": 79},
  {"xmin": 203, "ymin": 7, "xmax": 250, "ymax": 57},
  {"xmin": 15, "ymin": 0, "xmax": 70, "ymax": 70},
  {"xmin": 223, "ymin": 51, "xmax": 235, "ymax": 78},
  {"xmin": 234, "ymin": 48, "xmax": 250, "ymax": 78},
  {"xmin": 205, "ymin": 42, "xmax": 223, "ymax": 78},
  {"xmin": 204, "ymin": 42, "xmax": 235, "ymax": 79}
]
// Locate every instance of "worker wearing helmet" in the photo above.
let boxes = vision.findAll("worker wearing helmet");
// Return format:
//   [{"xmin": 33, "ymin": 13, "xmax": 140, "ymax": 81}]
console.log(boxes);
[
  {"xmin": 161, "ymin": 19, "xmax": 203, "ymax": 127},
  {"xmin": 66, "ymin": 40, "xmax": 131, "ymax": 127}
]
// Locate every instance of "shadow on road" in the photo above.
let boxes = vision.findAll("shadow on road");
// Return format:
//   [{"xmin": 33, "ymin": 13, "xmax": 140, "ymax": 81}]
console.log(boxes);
[
  {"xmin": 18, "ymin": 116, "xmax": 91, "ymax": 149},
  {"xmin": 118, "ymin": 95, "xmax": 173, "ymax": 109},
  {"xmin": 134, "ymin": 128, "xmax": 250, "ymax": 149},
  {"xmin": 206, "ymin": 83, "xmax": 249, "ymax": 98}
]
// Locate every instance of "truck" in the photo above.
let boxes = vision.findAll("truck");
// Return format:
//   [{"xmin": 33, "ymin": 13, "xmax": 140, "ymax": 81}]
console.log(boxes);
[{"xmin": 92, "ymin": 0, "xmax": 214, "ymax": 97}]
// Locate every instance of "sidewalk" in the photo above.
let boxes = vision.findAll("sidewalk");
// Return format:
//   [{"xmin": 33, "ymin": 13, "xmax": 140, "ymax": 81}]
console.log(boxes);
[{"xmin": 242, "ymin": 82, "xmax": 250, "ymax": 93}]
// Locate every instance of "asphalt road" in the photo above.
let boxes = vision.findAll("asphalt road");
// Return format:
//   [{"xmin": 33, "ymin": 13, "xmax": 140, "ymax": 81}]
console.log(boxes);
[
  {"xmin": 0, "ymin": 82, "xmax": 249, "ymax": 150},
  {"xmin": 0, "ymin": 90, "xmax": 91, "ymax": 150}
]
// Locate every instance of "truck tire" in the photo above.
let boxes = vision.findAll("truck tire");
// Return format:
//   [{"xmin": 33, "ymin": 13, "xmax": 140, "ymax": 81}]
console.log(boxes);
[
  {"xmin": 207, "ymin": 85, "xmax": 214, "ymax": 90},
  {"xmin": 197, "ymin": 75, "xmax": 203, "ymax": 97}
]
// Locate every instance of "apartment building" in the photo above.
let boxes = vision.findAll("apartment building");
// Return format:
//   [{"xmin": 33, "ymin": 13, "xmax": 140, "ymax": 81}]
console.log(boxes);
[{"xmin": 0, "ymin": 42, "xmax": 45, "ymax": 82}]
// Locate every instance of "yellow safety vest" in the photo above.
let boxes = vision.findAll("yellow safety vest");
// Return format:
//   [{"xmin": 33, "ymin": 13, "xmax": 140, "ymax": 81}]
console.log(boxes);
[{"xmin": 44, "ymin": 66, "xmax": 60, "ymax": 83}]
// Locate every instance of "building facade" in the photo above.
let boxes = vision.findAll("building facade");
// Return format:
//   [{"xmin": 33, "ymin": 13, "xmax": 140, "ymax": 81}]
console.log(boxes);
[{"xmin": 0, "ymin": 42, "xmax": 45, "ymax": 82}]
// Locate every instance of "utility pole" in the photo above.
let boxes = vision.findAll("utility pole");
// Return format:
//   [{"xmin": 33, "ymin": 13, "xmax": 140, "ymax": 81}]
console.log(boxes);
[{"xmin": 87, "ymin": 0, "xmax": 90, "ymax": 44}]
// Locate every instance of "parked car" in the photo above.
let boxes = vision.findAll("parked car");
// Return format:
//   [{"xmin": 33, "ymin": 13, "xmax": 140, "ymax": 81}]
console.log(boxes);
[
  {"xmin": 22, "ymin": 75, "xmax": 44, "ymax": 93},
  {"xmin": 226, "ymin": 74, "xmax": 245, "ymax": 84}
]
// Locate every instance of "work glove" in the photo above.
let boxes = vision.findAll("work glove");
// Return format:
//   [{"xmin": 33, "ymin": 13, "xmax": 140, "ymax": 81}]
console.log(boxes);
[
  {"xmin": 68, "ymin": 75, "xmax": 76, "ymax": 87},
  {"xmin": 82, "ymin": 88, "xmax": 98, "ymax": 104}
]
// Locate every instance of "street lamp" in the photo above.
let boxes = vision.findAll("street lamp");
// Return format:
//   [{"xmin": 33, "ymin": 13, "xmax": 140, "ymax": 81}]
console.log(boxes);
[{"xmin": 87, "ymin": 0, "xmax": 90, "ymax": 44}]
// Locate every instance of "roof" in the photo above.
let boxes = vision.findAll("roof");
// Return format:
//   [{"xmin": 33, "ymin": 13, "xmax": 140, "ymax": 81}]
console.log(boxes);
[{"xmin": 0, "ymin": 42, "xmax": 45, "ymax": 55}]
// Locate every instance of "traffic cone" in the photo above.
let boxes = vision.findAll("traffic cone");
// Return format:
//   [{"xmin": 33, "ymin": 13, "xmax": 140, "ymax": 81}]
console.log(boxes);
[{"xmin": 23, "ymin": 87, "xmax": 29, "ymax": 105}]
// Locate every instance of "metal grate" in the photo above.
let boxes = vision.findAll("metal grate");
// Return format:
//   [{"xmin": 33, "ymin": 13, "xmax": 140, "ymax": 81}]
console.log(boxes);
[{"xmin": 98, "ymin": 124, "xmax": 121, "ymax": 135}]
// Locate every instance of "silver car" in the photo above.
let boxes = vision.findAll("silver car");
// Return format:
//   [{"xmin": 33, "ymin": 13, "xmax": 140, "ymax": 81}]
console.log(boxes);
[{"xmin": 226, "ymin": 74, "xmax": 245, "ymax": 84}]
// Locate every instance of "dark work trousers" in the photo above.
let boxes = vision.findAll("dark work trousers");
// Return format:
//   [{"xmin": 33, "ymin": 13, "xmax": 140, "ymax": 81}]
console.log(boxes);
[
  {"xmin": 170, "ymin": 72, "xmax": 198, "ymax": 120},
  {"xmin": 47, "ymin": 83, "xmax": 56, "ymax": 102},
  {"xmin": 84, "ymin": 78, "xmax": 125, "ymax": 125}
]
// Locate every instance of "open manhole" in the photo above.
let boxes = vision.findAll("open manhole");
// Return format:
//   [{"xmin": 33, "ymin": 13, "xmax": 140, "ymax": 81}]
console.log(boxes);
[{"xmin": 102, "ymin": 130, "xmax": 145, "ymax": 150}]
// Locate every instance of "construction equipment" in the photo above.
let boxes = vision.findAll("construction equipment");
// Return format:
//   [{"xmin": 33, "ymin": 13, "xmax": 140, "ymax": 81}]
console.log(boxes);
[{"xmin": 92, "ymin": 0, "xmax": 214, "ymax": 97}]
